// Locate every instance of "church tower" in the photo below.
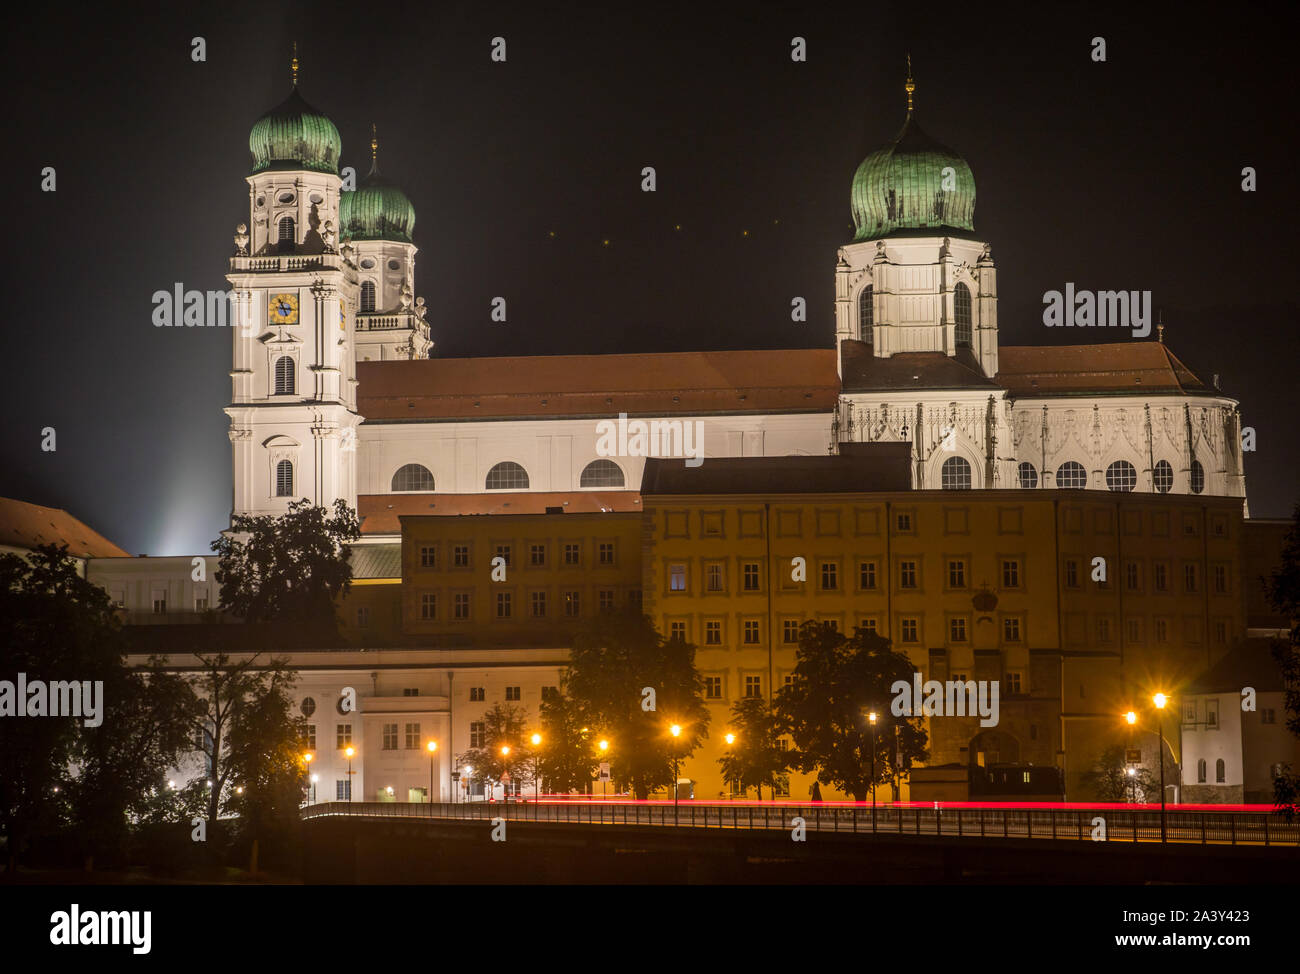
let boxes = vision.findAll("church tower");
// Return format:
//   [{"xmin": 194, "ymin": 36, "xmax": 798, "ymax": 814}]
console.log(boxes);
[
  {"xmin": 344, "ymin": 126, "xmax": 431, "ymax": 362},
  {"xmin": 225, "ymin": 51, "xmax": 361, "ymax": 519}
]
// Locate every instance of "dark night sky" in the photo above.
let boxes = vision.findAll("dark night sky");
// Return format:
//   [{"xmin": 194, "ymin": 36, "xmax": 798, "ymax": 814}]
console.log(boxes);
[{"xmin": 3, "ymin": 1, "xmax": 1296, "ymax": 554}]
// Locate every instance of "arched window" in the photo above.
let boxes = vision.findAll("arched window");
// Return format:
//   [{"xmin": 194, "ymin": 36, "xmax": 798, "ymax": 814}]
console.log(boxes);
[
  {"xmin": 360, "ymin": 280, "xmax": 376, "ymax": 313},
  {"xmin": 579, "ymin": 459, "xmax": 625, "ymax": 488},
  {"xmin": 954, "ymin": 282, "xmax": 972, "ymax": 347},
  {"xmin": 485, "ymin": 461, "xmax": 529, "ymax": 490},
  {"xmin": 278, "ymin": 216, "xmax": 295, "ymax": 252},
  {"xmin": 1055, "ymin": 461, "xmax": 1088, "ymax": 489},
  {"xmin": 941, "ymin": 456, "xmax": 971, "ymax": 490},
  {"xmin": 1153, "ymin": 459, "xmax": 1174, "ymax": 493},
  {"xmin": 1197, "ymin": 759, "xmax": 1207, "ymax": 783},
  {"xmin": 301, "ymin": 697, "xmax": 316, "ymax": 717},
  {"xmin": 275, "ymin": 459, "xmax": 294, "ymax": 497},
  {"xmin": 859, "ymin": 285, "xmax": 873, "ymax": 345},
  {"xmin": 1215, "ymin": 758, "xmax": 1225, "ymax": 783},
  {"xmin": 391, "ymin": 463, "xmax": 435, "ymax": 492},
  {"xmin": 1017, "ymin": 461, "xmax": 1038, "ymax": 489},
  {"xmin": 1190, "ymin": 459, "xmax": 1205, "ymax": 494},
  {"xmin": 273, "ymin": 356, "xmax": 295, "ymax": 395},
  {"xmin": 1105, "ymin": 460, "xmax": 1137, "ymax": 492}
]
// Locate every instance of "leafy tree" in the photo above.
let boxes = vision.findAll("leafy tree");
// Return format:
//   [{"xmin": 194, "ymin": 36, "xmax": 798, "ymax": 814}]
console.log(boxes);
[
  {"xmin": 777, "ymin": 622, "xmax": 927, "ymax": 802},
  {"xmin": 1082, "ymin": 744, "xmax": 1164, "ymax": 802},
  {"xmin": 563, "ymin": 609, "xmax": 710, "ymax": 799},
  {"xmin": 1266, "ymin": 503, "xmax": 1300, "ymax": 822},
  {"xmin": 717, "ymin": 697, "xmax": 788, "ymax": 799},
  {"xmin": 538, "ymin": 690, "xmax": 600, "ymax": 794},
  {"xmin": 456, "ymin": 702, "xmax": 533, "ymax": 796},
  {"xmin": 212, "ymin": 498, "xmax": 360, "ymax": 640}
]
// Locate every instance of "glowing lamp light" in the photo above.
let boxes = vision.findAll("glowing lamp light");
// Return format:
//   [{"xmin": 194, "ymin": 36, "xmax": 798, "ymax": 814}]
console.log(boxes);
[
  {"xmin": 868, "ymin": 711, "xmax": 878, "ymax": 725},
  {"xmin": 1125, "ymin": 711, "xmax": 1137, "ymax": 725},
  {"xmin": 1126, "ymin": 768, "xmax": 1136, "ymax": 777},
  {"xmin": 724, "ymin": 733, "xmax": 735, "ymax": 746},
  {"xmin": 669, "ymin": 724, "xmax": 682, "ymax": 738},
  {"xmin": 427, "ymin": 741, "xmax": 438, "ymax": 753},
  {"xmin": 386, "ymin": 786, "xmax": 394, "ymax": 796},
  {"xmin": 500, "ymin": 745, "xmax": 511, "ymax": 756},
  {"xmin": 345, "ymin": 746, "xmax": 356, "ymax": 759},
  {"xmin": 1153, "ymin": 693, "xmax": 1168, "ymax": 710},
  {"xmin": 310, "ymin": 774, "xmax": 319, "ymax": 783},
  {"xmin": 598, "ymin": 739, "xmax": 609, "ymax": 752},
  {"xmin": 530, "ymin": 733, "xmax": 542, "ymax": 747}
]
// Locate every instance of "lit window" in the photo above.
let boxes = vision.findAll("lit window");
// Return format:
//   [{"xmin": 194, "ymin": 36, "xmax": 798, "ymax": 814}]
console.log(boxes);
[{"xmin": 670, "ymin": 564, "xmax": 686, "ymax": 591}]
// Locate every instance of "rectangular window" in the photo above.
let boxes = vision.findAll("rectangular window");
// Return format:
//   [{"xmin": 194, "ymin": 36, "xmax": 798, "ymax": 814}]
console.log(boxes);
[
  {"xmin": 705, "ymin": 621, "xmax": 722, "ymax": 645},
  {"xmin": 744, "ymin": 675, "xmax": 762, "ymax": 699},
  {"xmin": 403, "ymin": 688, "xmax": 419, "ymax": 696},
  {"xmin": 949, "ymin": 617, "xmax": 967, "ymax": 642},
  {"xmin": 669, "ymin": 621, "xmax": 687, "ymax": 642},
  {"xmin": 1002, "ymin": 559, "xmax": 1020, "ymax": 589},
  {"xmin": 420, "ymin": 545, "xmax": 437, "ymax": 568},
  {"xmin": 1215, "ymin": 620, "xmax": 1227, "ymax": 643},
  {"xmin": 527, "ymin": 543, "xmax": 545, "ymax": 567},
  {"xmin": 1065, "ymin": 560, "xmax": 1079, "ymax": 588},
  {"xmin": 336, "ymin": 780, "xmax": 351, "ymax": 801},
  {"xmin": 304, "ymin": 724, "xmax": 316, "ymax": 751},
  {"xmin": 1125, "ymin": 561, "xmax": 1140, "ymax": 591},
  {"xmin": 820, "ymin": 562, "xmax": 838, "ymax": 591},
  {"xmin": 356, "ymin": 606, "xmax": 369, "ymax": 628},
  {"xmin": 564, "ymin": 543, "xmax": 580, "ymax": 566},
  {"xmin": 1206, "ymin": 698, "xmax": 1219, "ymax": 729},
  {"xmin": 382, "ymin": 723, "xmax": 398, "ymax": 750},
  {"xmin": 454, "ymin": 593, "xmax": 470, "ymax": 619},
  {"xmin": 859, "ymin": 561, "xmax": 877, "ymax": 590},
  {"xmin": 1003, "ymin": 617, "xmax": 1021, "ymax": 642},
  {"xmin": 495, "ymin": 544, "xmax": 512, "ymax": 567},
  {"xmin": 896, "ymin": 513, "xmax": 912, "ymax": 532},
  {"xmin": 496, "ymin": 591, "xmax": 512, "ymax": 618},
  {"xmin": 470, "ymin": 722, "xmax": 486, "ymax": 748},
  {"xmin": 705, "ymin": 676, "xmax": 722, "ymax": 699},
  {"xmin": 541, "ymin": 686, "xmax": 559, "ymax": 702},
  {"xmin": 405, "ymin": 723, "xmax": 420, "ymax": 749},
  {"xmin": 1214, "ymin": 565, "xmax": 1227, "ymax": 594},
  {"xmin": 453, "ymin": 544, "xmax": 470, "ymax": 568},
  {"xmin": 420, "ymin": 592, "xmax": 437, "ymax": 620},
  {"xmin": 947, "ymin": 560, "xmax": 966, "ymax": 588},
  {"xmin": 1097, "ymin": 617, "xmax": 1111, "ymax": 641},
  {"xmin": 470, "ymin": 686, "xmax": 485, "ymax": 702},
  {"xmin": 598, "ymin": 589, "xmax": 615, "ymax": 611},
  {"xmin": 743, "ymin": 620, "xmax": 760, "ymax": 644},
  {"xmin": 152, "ymin": 593, "xmax": 167, "ymax": 614},
  {"xmin": 783, "ymin": 619, "xmax": 800, "ymax": 644},
  {"xmin": 1184, "ymin": 564, "xmax": 1199, "ymax": 593},
  {"xmin": 901, "ymin": 618, "xmax": 918, "ymax": 642},
  {"xmin": 598, "ymin": 542, "xmax": 616, "ymax": 565},
  {"xmin": 506, "ymin": 686, "xmax": 521, "ymax": 701},
  {"xmin": 706, "ymin": 563, "xmax": 724, "ymax": 592},
  {"xmin": 336, "ymin": 724, "xmax": 353, "ymax": 749},
  {"xmin": 1127, "ymin": 618, "xmax": 1141, "ymax": 643},
  {"xmin": 1262, "ymin": 708, "xmax": 1276, "ymax": 724},
  {"xmin": 530, "ymin": 591, "xmax": 546, "ymax": 618},
  {"xmin": 194, "ymin": 595, "xmax": 209, "ymax": 612},
  {"xmin": 1154, "ymin": 563, "xmax": 1168, "ymax": 592},
  {"xmin": 564, "ymin": 590, "xmax": 580, "ymax": 617},
  {"xmin": 1154, "ymin": 618, "xmax": 1168, "ymax": 642},
  {"xmin": 629, "ymin": 589, "xmax": 642, "ymax": 609},
  {"xmin": 1006, "ymin": 672, "xmax": 1023, "ymax": 695},
  {"xmin": 1184, "ymin": 701, "xmax": 1197, "ymax": 724},
  {"xmin": 742, "ymin": 563, "xmax": 760, "ymax": 591},
  {"xmin": 669, "ymin": 564, "xmax": 687, "ymax": 592},
  {"xmin": 899, "ymin": 560, "xmax": 918, "ymax": 589}
]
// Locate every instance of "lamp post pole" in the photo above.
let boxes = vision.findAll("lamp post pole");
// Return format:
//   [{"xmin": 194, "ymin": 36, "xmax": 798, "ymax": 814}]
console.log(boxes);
[
  {"xmin": 1154, "ymin": 694, "xmax": 1169, "ymax": 844},
  {"xmin": 426, "ymin": 741, "xmax": 438, "ymax": 805},
  {"xmin": 530, "ymin": 733, "xmax": 542, "ymax": 822},
  {"xmin": 670, "ymin": 724, "xmax": 682, "ymax": 826},
  {"xmin": 868, "ymin": 712, "xmax": 878, "ymax": 834}
]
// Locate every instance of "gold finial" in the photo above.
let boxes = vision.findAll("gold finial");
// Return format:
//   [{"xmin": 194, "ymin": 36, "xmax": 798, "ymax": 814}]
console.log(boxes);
[
  {"xmin": 905, "ymin": 54, "xmax": 915, "ymax": 114},
  {"xmin": 1157, "ymin": 312, "xmax": 1164, "ymax": 344},
  {"xmin": 291, "ymin": 42, "xmax": 299, "ymax": 87},
  {"xmin": 371, "ymin": 123, "xmax": 378, "ymax": 165}
]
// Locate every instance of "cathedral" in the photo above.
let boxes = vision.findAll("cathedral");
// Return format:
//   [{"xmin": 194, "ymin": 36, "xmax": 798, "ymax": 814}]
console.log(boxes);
[{"xmin": 225, "ymin": 62, "xmax": 1246, "ymax": 538}]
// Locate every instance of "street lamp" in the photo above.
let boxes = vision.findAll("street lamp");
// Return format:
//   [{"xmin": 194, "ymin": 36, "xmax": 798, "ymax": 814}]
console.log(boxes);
[
  {"xmin": 464, "ymin": 765, "xmax": 474, "ymax": 803},
  {"xmin": 500, "ymin": 745, "xmax": 511, "ymax": 805},
  {"xmin": 530, "ymin": 733, "xmax": 543, "ymax": 819},
  {"xmin": 597, "ymin": 738, "xmax": 610, "ymax": 800},
  {"xmin": 303, "ymin": 752, "xmax": 314, "ymax": 805},
  {"xmin": 310, "ymin": 773, "xmax": 318, "ymax": 804},
  {"xmin": 1124, "ymin": 711, "xmax": 1138, "ymax": 805},
  {"xmin": 426, "ymin": 740, "xmax": 438, "ymax": 805},
  {"xmin": 1153, "ymin": 693, "xmax": 1168, "ymax": 843},
  {"xmin": 867, "ymin": 711, "xmax": 878, "ymax": 834},
  {"xmin": 669, "ymin": 723, "xmax": 682, "ymax": 825},
  {"xmin": 344, "ymin": 745, "xmax": 356, "ymax": 803},
  {"xmin": 722, "ymin": 732, "xmax": 738, "ymax": 799}
]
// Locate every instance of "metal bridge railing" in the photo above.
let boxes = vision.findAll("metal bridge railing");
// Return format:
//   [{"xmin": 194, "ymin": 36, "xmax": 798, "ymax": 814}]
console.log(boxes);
[{"xmin": 299, "ymin": 800, "xmax": 1299, "ymax": 846}]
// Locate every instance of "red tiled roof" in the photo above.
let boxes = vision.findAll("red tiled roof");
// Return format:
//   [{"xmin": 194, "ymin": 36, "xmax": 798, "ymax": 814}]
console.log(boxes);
[
  {"xmin": 996, "ymin": 342, "xmax": 1210, "ymax": 396},
  {"xmin": 358, "ymin": 349, "xmax": 840, "ymax": 421},
  {"xmin": 0, "ymin": 497, "xmax": 129, "ymax": 558},
  {"xmin": 358, "ymin": 491, "xmax": 642, "ymax": 535}
]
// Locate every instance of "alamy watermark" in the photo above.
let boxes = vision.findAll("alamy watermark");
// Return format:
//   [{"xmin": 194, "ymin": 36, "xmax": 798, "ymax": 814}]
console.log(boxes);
[
  {"xmin": 0, "ymin": 673, "xmax": 104, "ymax": 727},
  {"xmin": 891, "ymin": 673, "xmax": 999, "ymax": 728},
  {"xmin": 1042, "ymin": 284, "xmax": 1152, "ymax": 338},
  {"xmin": 595, "ymin": 412, "xmax": 704, "ymax": 467}
]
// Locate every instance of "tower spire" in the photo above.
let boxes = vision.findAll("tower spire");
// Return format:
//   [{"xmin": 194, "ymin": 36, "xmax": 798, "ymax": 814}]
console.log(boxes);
[
  {"xmin": 291, "ymin": 42, "xmax": 299, "ymax": 87},
  {"xmin": 905, "ymin": 54, "xmax": 915, "ymax": 114},
  {"xmin": 371, "ymin": 123, "xmax": 378, "ymax": 167}
]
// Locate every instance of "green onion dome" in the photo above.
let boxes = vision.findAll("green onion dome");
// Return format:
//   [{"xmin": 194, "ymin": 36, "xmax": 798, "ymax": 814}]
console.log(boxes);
[
  {"xmin": 850, "ymin": 112, "xmax": 976, "ymax": 241},
  {"xmin": 248, "ymin": 88, "xmax": 342, "ymax": 176},
  {"xmin": 341, "ymin": 160, "xmax": 415, "ymax": 243}
]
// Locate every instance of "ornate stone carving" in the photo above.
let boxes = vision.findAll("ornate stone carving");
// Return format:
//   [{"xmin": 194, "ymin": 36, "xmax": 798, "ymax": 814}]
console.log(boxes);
[{"xmin": 234, "ymin": 223, "xmax": 249, "ymax": 255}]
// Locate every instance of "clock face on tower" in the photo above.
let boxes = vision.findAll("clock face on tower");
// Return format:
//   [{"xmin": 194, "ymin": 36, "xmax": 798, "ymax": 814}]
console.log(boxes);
[{"xmin": 269, "ymin": 292, "xmax": 300, "ymax": 325}]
